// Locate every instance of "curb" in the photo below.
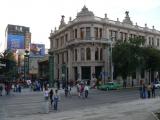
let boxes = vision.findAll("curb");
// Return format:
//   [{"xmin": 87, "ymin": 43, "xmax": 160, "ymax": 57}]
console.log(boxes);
[{"xmin": 151, "ymin": 112, "xmax": 159, "ymax": 120}]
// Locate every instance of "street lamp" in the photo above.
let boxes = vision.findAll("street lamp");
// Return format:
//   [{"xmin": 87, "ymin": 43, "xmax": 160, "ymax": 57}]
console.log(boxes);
[
  {"xmin": 62, "ymin": 63, "xmax": 67, "ymax": 88},
  {"xmin": 48, "ymin": 51, "xmax": 54, "ymax": 87},
  {"xmin": 24, "ymin": 50, "xmax": 29, "ymax": 81},
  {"xmin": 107, "ymin": 37, "xmax": 114, "ymax": 82},
  {"xmin": 110, "ymin": 39, "xmax": 113, "ymax": 82}
]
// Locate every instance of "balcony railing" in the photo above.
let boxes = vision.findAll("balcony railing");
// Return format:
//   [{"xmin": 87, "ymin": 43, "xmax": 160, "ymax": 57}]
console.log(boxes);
[{"xmin": 66, "ymin": 37, "xmax": 111, "ymax": 46}]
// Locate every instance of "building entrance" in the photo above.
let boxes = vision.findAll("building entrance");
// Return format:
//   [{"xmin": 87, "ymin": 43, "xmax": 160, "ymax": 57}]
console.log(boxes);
[
  {"xmin": 81, "ymin": 66, "xmax": 91, "ymax": 80},
  {"xmin": 95, "ymin": 66, "xmax": 102, "ymax": 79}
]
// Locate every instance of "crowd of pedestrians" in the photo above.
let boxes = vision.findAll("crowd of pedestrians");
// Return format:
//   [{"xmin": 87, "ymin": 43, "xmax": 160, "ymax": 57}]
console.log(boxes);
[{"xmin": 139, "ymin": 81, "xmax": 156, "ymax": 99}]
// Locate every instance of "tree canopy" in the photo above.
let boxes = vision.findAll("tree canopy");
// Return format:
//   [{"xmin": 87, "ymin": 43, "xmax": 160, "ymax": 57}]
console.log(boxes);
[{"xmin": 112, "ymin": 37, "xmax": 160, "ymax": 79}]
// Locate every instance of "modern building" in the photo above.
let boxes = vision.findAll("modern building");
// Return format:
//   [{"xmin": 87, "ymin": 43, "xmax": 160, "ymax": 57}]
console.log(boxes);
[
  {"xmin": 5, "ymin": 24, "xmax": 31, "ymax": 80},
  {"xmin": 49, "ymin": 6, "xmax": 160, "ymax": 85},
  {"xmin": 5, "ymin": 24, "xmax": 31, "ymax": 51}
]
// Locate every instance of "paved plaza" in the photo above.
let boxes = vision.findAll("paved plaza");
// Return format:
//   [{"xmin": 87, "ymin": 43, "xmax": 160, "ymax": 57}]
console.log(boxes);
[{"xmin": 0, "ymin": 87, "xmax": 160, "ymax": 120}]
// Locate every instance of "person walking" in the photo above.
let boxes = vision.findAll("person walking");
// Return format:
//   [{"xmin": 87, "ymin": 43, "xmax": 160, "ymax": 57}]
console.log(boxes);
[
  {"xmin": 151, "ymin": 83, "xmax": 156, "ymax": 98},
  {"xmin": 49, "ymin": 89, "xmax": 54, "ymax": 106},
  {"xmin": 0, "ymin": 85, "xmax": 3, "ymax": 96},
  {"xmin": 44, "ymin": 87, "xmax": 49, "ymax": 101},
  {"xmin": 147, "ymin": 83, "xmax": 151, "ymax": 98},
  {"xmin": 142, "ymin": 83, "xmax": 146, "ymax": 99},
  {"xmin": 84, "ymin": 84, "xmax": 89, "ymax": 98},
  {"xmin": 80, "ymin": 83, "xmax": 84, "ymax": 98},
  {"xmin": 53, "ymin": 89, "xmax": 60, "ymax": 110}
]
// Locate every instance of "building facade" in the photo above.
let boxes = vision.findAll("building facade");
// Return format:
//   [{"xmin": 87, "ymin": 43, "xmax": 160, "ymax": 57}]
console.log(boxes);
[
  {"xmin": 49, "ymin": 6, "xmax": 160, "ymax": 84},
  {"xmin": 5, "ymin": 24, "xmax": 31, "ymax": 80}
]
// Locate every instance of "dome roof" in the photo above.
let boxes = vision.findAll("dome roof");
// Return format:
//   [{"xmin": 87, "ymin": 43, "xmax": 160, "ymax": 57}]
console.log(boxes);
[{"xmin": 77, "ymin": 6, "xmax": 94, "ymax": 18}]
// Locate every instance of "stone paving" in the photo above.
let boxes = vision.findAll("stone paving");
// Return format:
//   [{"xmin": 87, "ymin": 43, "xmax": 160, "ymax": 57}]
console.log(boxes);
[
  {"xmin": 8, "ymin": 97, "xmax": 160, "ymax": 120},
  {"xmin": 0, "ymin": 87, "xmax": 160, "ymax": 120}
]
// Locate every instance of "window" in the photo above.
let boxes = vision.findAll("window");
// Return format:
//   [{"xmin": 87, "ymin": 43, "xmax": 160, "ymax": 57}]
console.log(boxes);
[
  {"xmin": 95, "ymin": 48, "xmax": 99, "ymax": 60},
  {"xmin": 66, "ymin": 51, "xmax": 68, "ymax": 63},
  {"xmin": 99, "ymin": 28, "xmax": 102, "ymax": 39},
  {"xmin": 152, "ymin": 37, "xmax": 154, "ymax": 46},
  {"xmin": 86, "ymin": 48, "xmax": 91, "ymax": 60},
  {"xmin": 61, "ymin": 36, "xmax": 64, "ymax": 46},
  {"xmin": 75, "ymin": 49, "xmax": 77, "ymax": 61},
  {"xmin": 86, "ymin": 27, "xmax": 91, "ymax": 40},
  {"xmin": 94, "ymin": 27, "xmax": 98, "ymax": 39},
  {"xmin": 100, "ymin": 48, "xmax": 103, "ymax": 60},
  {"xmin": 56, "ymin": 39, "xmax": 59, "ymax": 48},
  {"xmin": 109, "ymin": 30, "xmax": 117, "ymax": 41},
  {"xmin": 65, "ymin": 34, "xmax": 68, "ymax": 41},
  {"xmin": 74, "ymin": 29, "xmax": 77, "ymax": 38},
  {"xmin": 157, "ymin": 38, "xmax": 159, "ymax": 46},
  {"xmin": 149, "ymin": 37, "xmax": 151, "ymax": 45},
  {"xmin": 62, "ymin": 53, "xmax": 64, "ymax": 64},
  {"xmin": 80, "ymin": 28, "xmax": 84, "ymax": 39},
  {"xmin": 57, "ymin": 54, "xmax": 59, "ymax": 64},
  {"xmin": 120, "ymin": 32, "xmax": 123, "ymax": 40},
  {"xmin": 124, "ymin": 33, "xmax": 127, "ymax": 41},
  {"xmin": 81, "ymin": 48, "xmax": 85, "ymax": 61}
]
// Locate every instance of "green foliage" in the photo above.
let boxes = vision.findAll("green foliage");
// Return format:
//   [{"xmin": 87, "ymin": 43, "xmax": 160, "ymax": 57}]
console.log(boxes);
[
  {"xmin": 0, "ymin": 49, "xmax": 18, "ymax": 81},
  {"xmin": 113, "ymin": 37, "xmax": 146, "ymax": 78},
  {"xmin": 113, "ymin": 37, "xmax": 160, "ymax": 79}
]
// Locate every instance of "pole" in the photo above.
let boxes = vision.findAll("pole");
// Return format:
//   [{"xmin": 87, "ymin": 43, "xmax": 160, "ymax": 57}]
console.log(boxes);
[{"xmin": 110, "ymin": 41, "xmax": 113, "ymax": 82}]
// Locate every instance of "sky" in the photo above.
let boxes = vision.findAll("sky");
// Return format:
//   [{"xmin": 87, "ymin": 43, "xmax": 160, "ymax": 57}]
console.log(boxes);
[{"xmin": 0, "ymin": 0, "xmax": 160, "ymax": 52}]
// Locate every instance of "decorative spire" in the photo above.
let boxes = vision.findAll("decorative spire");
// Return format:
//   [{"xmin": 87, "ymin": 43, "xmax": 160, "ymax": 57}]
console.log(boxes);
[
  {"xmin": 123, "ymin": 11, "xmax": 133, "ymax": 25},
  {"xmin": 77, "ymin": 5, "xmax": 94, "ymax": 18},
  {"xmin": 104, "ymin": 13, "xmax": 108, "ymax": 19},
  {"xmin": 145, "ymin": 23, "xmax": 147, "ymax": 28},
  {"xmin": 152, "ymin": 25, "xmax": 155, "ymax": 29},
  {"xmin": 59, "ymin": 15, "xmax": 66, "ymax": 29}
]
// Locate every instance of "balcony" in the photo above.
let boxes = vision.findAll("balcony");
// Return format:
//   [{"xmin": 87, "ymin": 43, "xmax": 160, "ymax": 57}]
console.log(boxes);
[{"xmin": 66, "ymin": 37, "xmax": 111, "ymax": 47}]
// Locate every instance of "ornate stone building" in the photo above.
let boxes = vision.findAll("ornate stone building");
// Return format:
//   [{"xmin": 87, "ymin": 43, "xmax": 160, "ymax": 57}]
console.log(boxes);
[{"xmin": 49, "ymin": 6, "xmax": 160, "ymax": 84}]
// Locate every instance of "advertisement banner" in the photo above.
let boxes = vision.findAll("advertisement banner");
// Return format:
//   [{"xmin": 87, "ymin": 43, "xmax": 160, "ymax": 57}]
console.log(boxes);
[
  {"xmin": 30, "ymin": 44, "xmax": 45, "ymax": 57},
  {"xmin": 7, "ymin": 34, "xmax": 25, "ymax": 49}
]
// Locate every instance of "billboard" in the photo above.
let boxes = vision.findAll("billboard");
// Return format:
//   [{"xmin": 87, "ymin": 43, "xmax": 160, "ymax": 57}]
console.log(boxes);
[
  {"xmin": 7, "ymin": 34, "xmax": 25, "ymax": 50},
  {"xmin": 30, "ymin": 44, "xmax": 45, "ymax": 57}
]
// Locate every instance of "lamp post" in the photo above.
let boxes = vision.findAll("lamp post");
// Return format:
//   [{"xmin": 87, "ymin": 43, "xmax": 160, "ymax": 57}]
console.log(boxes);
[
  {"xmin": 24, "ymin": 50, "xmax": 29, "ymax": 81},
  {"xmin": 48, "ymin": 51, "xmax": 54, "ymax": 87},
  {"xmin": 110, "ymin": 40, "xmax": 113, "ymax": 82},
  {"xmin": 62, "ymin": 63, "xmax": 67, "ymax": 87},
  {"xmin": 107, "ymin": 37, "xmax": 114, "ymax": 82}
]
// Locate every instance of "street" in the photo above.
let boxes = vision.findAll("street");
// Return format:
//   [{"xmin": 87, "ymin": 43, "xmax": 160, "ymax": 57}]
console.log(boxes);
[{"xmin": 0, "ymin": 87, "xmax": 159, "ymax": 120}]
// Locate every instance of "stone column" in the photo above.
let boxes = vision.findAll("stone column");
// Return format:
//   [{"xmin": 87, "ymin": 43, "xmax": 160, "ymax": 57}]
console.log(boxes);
[
  {"xmin": 91, "ymin": 47, "xmax": 95, "ymax": 61},
  {"xmin": 103, "ymin": 25, "xmax": 107, "ymax": 39},
  {"xmin": 106, "ymin": 27, "xmax": 109, "ymax": 40},
  {"xmin": 78, "ymin": 66, "xmax": 82, "ymax": 80},
  {"xmin": 68, "ymin": 49, "xmax": 73, "ymax": 81}
]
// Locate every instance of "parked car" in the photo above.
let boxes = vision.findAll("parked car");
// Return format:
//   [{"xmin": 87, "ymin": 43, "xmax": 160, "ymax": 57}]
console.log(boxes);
[
  {"xmin": 98, "ymin": 82, "xmax": 122, "ymax": 91},
  {"xmin": 154, "ymin": 81, "xmax": 160, "ymax": 89}
]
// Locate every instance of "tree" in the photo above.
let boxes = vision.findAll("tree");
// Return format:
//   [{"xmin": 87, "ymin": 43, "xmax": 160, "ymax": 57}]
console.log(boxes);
[
  {"xmin": 113, "ymin": 37, "xmax": 145, "ymax": 79},
  {"xmin": 0, "ymin": 49, "xmax": 18, "ymax": 81}
]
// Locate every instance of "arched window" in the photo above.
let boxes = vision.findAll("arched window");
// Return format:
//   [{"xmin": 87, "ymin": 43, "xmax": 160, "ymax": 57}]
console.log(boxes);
[
  {"xmin": 100, "ymin": 48, "xmax": 103, "ymax": 60},
  {"xmin": 95, "ymin": 48, "xmax": 99, "ymax": 60},
  {"xmin": 86, "ymin": 47, "xmax": 91, "ymax": 60},
  {"xmin": 81, "ymin": 48, "xmax": 85, "ymax": 61}
]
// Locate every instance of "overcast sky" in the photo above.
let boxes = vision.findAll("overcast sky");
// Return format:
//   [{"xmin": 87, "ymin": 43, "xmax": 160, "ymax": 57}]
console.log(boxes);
[{"xmin": 0, "ymin": 0, "xmax": 160, "ymax": 52}]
